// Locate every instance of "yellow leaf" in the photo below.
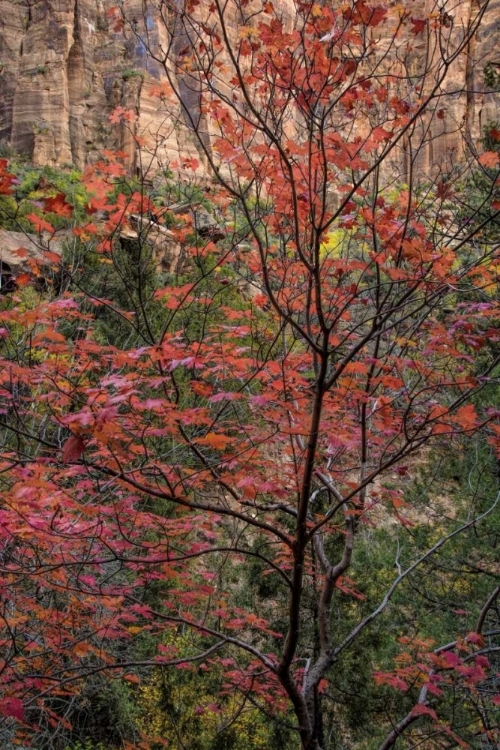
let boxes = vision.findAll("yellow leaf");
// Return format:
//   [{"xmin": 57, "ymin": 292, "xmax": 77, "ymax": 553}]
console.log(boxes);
[{"xmin": 239, "ymin": 26, "xmax": 258, "ymax": 38}]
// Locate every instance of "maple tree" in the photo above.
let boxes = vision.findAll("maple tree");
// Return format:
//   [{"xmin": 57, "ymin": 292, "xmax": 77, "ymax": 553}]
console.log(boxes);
[{"xmin": 1, "ymin": 1, "xmax": 500, "ymax": 748}]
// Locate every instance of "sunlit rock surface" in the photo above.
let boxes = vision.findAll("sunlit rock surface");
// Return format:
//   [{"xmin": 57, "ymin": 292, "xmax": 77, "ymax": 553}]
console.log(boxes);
[{"xmin": 0, "ymin": 0, "xmax": 498, "ymax": 173}]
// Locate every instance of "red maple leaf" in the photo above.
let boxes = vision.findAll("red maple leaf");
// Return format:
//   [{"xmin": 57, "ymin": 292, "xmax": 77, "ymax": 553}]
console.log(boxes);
[
  {"xmin": 0, "ymin": 697, "xmax": 24, "ymax": 721},
  {"xmin": 411, "ymin": 17, "xmax": 427, "ymax": 34},
  {"xmin": 44, "ymin": 193, "xmax": 74, "ymax": 218},
  {"xmin": 62, "ymin": 435, "xmax": 86, "ymax": 463}
]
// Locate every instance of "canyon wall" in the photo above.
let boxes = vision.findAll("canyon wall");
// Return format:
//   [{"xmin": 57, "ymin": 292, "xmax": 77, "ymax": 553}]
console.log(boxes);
[{"xmin": 0, "ymin": 0, "xmax": 499, "ymax": 175}]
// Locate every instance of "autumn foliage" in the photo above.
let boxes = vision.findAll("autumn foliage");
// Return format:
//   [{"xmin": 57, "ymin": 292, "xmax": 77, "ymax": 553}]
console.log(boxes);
[{"xmin": 0, "ymin": 1, "xmax": 499, "ymax": 749}]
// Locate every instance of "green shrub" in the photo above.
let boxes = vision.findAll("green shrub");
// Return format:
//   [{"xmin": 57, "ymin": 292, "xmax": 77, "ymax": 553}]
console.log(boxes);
[{"xmin": 122, "ymin": 69, "xmax": 144, "ymax": 82}]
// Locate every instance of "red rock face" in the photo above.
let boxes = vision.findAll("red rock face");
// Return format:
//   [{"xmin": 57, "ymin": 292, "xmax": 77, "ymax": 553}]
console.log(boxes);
[{"xmin": 0, "ymin": 0, "xmax": 498, "ymax": 172}]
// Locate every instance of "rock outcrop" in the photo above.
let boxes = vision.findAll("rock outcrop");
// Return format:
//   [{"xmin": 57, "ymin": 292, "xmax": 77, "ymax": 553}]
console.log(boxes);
[
  {"xmin": 0, "ymin": 227, "xmax": 62, "ymax": 291},
  {"xmin": 0, "ymin": 0, "xmax": 498, "ymax": 175}
]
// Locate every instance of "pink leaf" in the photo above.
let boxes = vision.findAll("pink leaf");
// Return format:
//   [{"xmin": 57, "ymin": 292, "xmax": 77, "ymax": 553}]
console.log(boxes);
[
  {"xmin": 411, "ymin": 703, "xmax": 438, "ymax": 721},
  {"xmin": 209, "ymin": 392, "xmax": 240, "ymax": 402},
  {"xmin": 0, "ymin": 697, "xmax": 25, "ymax": 721}
]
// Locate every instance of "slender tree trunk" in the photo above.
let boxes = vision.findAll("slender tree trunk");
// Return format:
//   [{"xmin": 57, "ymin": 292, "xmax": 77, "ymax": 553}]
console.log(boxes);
[
  {"xmin": 304, "ymin": 739, "xmax": 323, "ymax": 750},
  {"xmin": 314, "ymin": 690, "xmax": 325, "ymax": 748},
  {"xmin": 298, "ymin": 694, "xmax": 326, "ymax": 750}
]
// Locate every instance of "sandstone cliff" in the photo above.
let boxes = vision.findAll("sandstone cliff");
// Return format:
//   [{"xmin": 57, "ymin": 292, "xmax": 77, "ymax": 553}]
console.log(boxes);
[{"xmin": 0, "ymin": 0, "xmax": 498, "ymax": 175}]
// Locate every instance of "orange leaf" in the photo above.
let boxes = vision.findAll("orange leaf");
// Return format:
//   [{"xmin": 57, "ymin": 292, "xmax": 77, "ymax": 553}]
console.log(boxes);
[
  {"xmin": 26, "ymin": 213, "xmax": 55, "ymax": 234},
  {"xmin": 195, "ymin": 432, "xmax": 233, "ymax": 450},
  {"xmin": 42, "ymin": 250, "xmax": 62, "ymax": 264},
  {"xmin": 453, "ymin": 404, "xmax": 477, "ymax": 430},
  {"xmin": 478, "ymin": 151, "xmax": 500, "ymax": 168},
  {"xmin": 12, "ymin": 247, "xmax": 29, "ymax": 259},
  {"xmin": 15, "ymin": 273, "xmax": 32, "ymax": 287},
  {"xmin": 123, "ymin": 673, "xmax": 140, "ymax": 684}
]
